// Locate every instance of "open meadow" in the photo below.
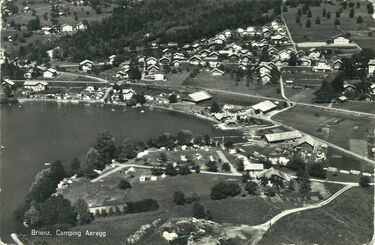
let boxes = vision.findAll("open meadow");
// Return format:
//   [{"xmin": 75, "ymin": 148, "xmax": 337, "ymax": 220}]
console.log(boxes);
[
  {"xmin": 282, "ymin": 0, "xmax": 375, "ymax": 49},
  {"xmin": 260, "ymin": 187, "xmax": 374, "ymax": 245}
]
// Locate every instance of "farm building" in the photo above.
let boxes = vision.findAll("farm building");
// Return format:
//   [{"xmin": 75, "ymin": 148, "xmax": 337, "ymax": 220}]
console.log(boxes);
[
  {"xmin": 24, "ymin": 81, "xmax": 48, "ymax": 91},
  {"xmin": 264, "ymin": 130, "xmax": 302, "ymax": 143},
  {"xmin": 187, "ymin": 91, "xmax": 212, "ymax": 103},
  {"xmin": 256, "ymin": 168, "xmax": 290, "ymax": 182},
  {"xmin": 43, "ymin": 68, "xmax": 58, "ymax": 78},
  {"xmin": 251, "ymin": 100, "xmax": 277, "ymax": 114},
  {"xmin": 210, "ymin": 68, "xmax": 224, "ymax": 76}
]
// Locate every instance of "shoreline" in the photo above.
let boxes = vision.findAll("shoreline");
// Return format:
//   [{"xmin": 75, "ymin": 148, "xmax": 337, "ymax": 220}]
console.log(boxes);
[{"xmin": 17, "ymin": 98, "xmax": 221, "ymax": 125}]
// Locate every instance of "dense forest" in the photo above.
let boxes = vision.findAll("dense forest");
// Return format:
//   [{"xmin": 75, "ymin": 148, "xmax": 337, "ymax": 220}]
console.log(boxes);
[{"xmin": 50, "ymin": 0, "xmax": 282, "ymax": 61}]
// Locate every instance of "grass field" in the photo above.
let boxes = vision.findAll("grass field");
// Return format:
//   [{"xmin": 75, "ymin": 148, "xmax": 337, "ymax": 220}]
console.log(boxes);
[
  {"xmin": 332, "ymin": 100, "xmax": 375, "ymax": 114},
  {"xmin": 260, "ymin": 186, "xmax": 374, "ymax": 245},
  {"xmin": 273, "ymin": 104, "xmax": 375, "ymax": 152},
  {"xmin": 327, "ymin": 147, "xmax": 373, "ymax": 172},
  {"xmin": 283, "ymin": 1, "xmax": 375, "ymax": 49},
  {"xmin": 183, "ymin": 71, "xmax": 284, "ymax": 100}
]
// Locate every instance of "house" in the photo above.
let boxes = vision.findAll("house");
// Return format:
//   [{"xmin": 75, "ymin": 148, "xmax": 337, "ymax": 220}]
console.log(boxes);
[
  {"xmin": 146, "ymin": 57, "xmax": 158, "ymax": 66},
  {"xmin": 162, "ymin": 48, "xmax": 172, "ymax": 57},
  {"xmin": 260, "ymin": 73, "xmax": 272, "ymax": 84},
  {"xmin": 2, "ymin": 79, "xmax": 15, "ymax": 86},
  {"xmin": 278, "ymin": 50, "xmax": 291, "ymax": 61},
  {"xmin": 264, "ymin": 131, "xmax": 302, "ymax": 143},
  {"xmin": 228, "ymin": 53, "xmax": 240, "ymax": 62},
  {"xmin": 343, "ymin": 80, "xmax": 357, "ymax": 93},
  {"xmin": 167, "ymin": 42, "xmax": 178, "ymax": 48},
  {"xmin": 108, "ymin": 55, "xmax": 117, "ymax": 65},
  {"xmin": 257, "ymin": 63, "xmax": 272, "ymax": 75},
  {"xmin": 251, "ymin": 100, "xmax": 277, "ymax": 114},
  {"xmin": 312, "ymin": 62, "xmax": 332, "ymax": 72},
  {"xmin": 43, "ymin": 68, "xmax": 58, "ymax": 78},
  {"xmin": 159, "ymin": 57, "xmax": 170, "ymax": 65},
  {"xmin": 238, "ymin": 64, "xmax": 247, "ymax": 71},
  {"xmin": 172, "ymin": 60, "xmax": 181, "ymax": 67},
  {"xmin": 80, "ymin": 60, "xmax": 94, "ymax": 71},
  {"xmin": 122, "ymin": 89, "xmax": 135, "ymax": 100},
  {"xmin": 115, "ymin": 70, "xmax": 129, "ymax": 78},
  {"xmin": 337, "ymin": 95, "xmax": 348, "ymax": 102},
  {"xmin": 368, "ymin": 59, "xmax": 375, "ymax": 76},
  {"xmin": 256, "ymin": 168, "xmax": 290, "ymax": 182},
  {"xmin": 293, "ymin": 135, "xmax": 317, "ymax": 151},
  {"xmin": 60, "ymin": 24, "xmax": 73, "ymax": 32},
  {"xmin": 237, "ymin": 28, "xmax": 245, "ymax": 35},
  {"xmin": 223, "ymin": 29, "xmax": 232, "ymax": 37},
  {"xmin": 192, "ymin": 43, "xmax": 200, "ymax": 51},
  {"xmin": 206, "ymin": 52, "xmax": 219, "ymax": 61},
  {"xmin": 333, "ymin": 37, "xmax": 350, "ymax": 45},
  {"xmin": 188, "ymin": 55, "xmax": 202, "ymax": 65},
  {"xmin": 173, "ymin": 52, "xmax": 185, "ymax": 60},
  {"xmin": 146, "ymin": 73, "xmax": 166, "ymax": 81},
  {"xmin": 210, "ymin": 68, "xmax": 224, "ymax": 76},
  {"xmin": 200, "ymin": 49, "xmax": 210, "ymax": 57},
  {"xmin": 76, "ymin": 22, "xmax": 87, "ymax": 30},
  {"xmin": 333, "ymin": 59, "xmax": 343, "ymax": 70},
  {"xmin": 246, "ymin": 26, "xmax": 255, "ymax": 36},
  {"xmin": 146, "ymin": 64, "xmax": 160, "ymax": 75},
  {"xmin": 187, "ymin": 91, "xmax": 212, "ymax": 103},
  {"xmin": 24, "ymin": 81, "xmax": 48, "ymax": 91}
]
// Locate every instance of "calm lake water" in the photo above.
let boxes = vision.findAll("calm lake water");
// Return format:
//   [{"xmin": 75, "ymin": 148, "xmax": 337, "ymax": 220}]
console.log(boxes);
[{"xmin": 0, "ymin": 102, "xmax": 237, "ymax": 242}]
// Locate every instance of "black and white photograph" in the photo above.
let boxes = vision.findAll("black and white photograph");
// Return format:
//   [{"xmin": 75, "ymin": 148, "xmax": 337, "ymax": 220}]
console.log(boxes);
[{"xmin": 0, "ymin": 0, "xmax": 375, "ymax": 244}]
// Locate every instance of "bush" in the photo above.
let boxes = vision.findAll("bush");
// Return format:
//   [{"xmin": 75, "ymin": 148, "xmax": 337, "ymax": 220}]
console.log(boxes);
[
  {"xmin": 359, "ymin": 176, "xmax": 370, "ymax": 187},
  {"xmin": 308, "ymin": 163, "xmax": 326, "ymax": 179},
  {"xmin": 222, "ymin": 162, "xmax": 231, "ymax": 171},
  {"xmin": 245, "ymin": 181, "xmax": 258, "ymax": 195},
  {"xmin": 118, "ymin": 179, "xmax": 131, "ymax": 190},
  {"xmin": 173, "ymin": 191, "xmax": 185, "ymax": 205},
  {"xmin": 192, "ymin": 202, "xmax": 206, "ymax": 219},
  {"xmin": 125, "ymin": 199, "xmax": 159, "ymax": 213},
  {"xmin": 210, "ymin": 182, "xmax": 241, "ymax": 200},
  {"xmin": 206, "ymin": 161, "xmax": 218, "ymax": 172}
]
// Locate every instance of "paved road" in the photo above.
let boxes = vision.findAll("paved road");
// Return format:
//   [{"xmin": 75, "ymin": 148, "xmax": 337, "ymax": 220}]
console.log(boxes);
[
  {"xmin": 126, "ymin": 82, "xmax": 375, "ymax": 118},
  {"xmin": 280, "ymin": 14, "xmax": 297, "ymax": 52},
  {"xmin": 216, "ymin": 150, "xmax": 241, "ymax": 175}
]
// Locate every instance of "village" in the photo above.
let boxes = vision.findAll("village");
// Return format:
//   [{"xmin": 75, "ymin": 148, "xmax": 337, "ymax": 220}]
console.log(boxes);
[{"xmin": 1, "ymin": 0, "xmax": 375, "ymax": 244}]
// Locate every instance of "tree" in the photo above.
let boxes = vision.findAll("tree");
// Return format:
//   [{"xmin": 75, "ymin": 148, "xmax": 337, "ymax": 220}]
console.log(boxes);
[
  {"xmin": 192, "ymin": 202, "xmax": 206, "ymax": 219},
  {"xmin": 173, "ymin": 191, "xmax": 185, "ymax": 205},
  {"xmin": 307, "ymin": 9, "xmax": 312, "ymax": 17},
  {"xmin": 308, "ymin": 163, "xmax": 326, "ymax": 179},
  {"xmin": 305, "ymin": 19, "xmax": 311, "ymax": 28},
  {"xmin": 315, "ymin": 16, "xmax": 321, "ymax": 24},
  {"xmin": 245, "ymin": 181, "xmax": 258, "ymax": 195},
  {"xmin": 222, "ymin": 162, "xmax": 231, "ymax": 172},
  {"xmin": 165, "ymin": 163, "xmax": 178, "ymax": 176},
  {"xmin": 168, "ymin": 94, "xmax": 178, "ymax": 103},
  {"xmin": 206, "ymin": 161, "xmax": 218, "ymax": 172},
  {"xmin": 357, "ymin": 15, "xmax": 363, "ymax": 23},
  {"xmin": 74, "ymin": 198, "xmax": 94, "ymax": 225},
  {"xmin": 334, "ymin": 19, "xmax": 340, "ymax": 26},
  {"xmin": 210, "ymin": 101, "xmax": 221, "ymax": 113},
  {"xmin": 50, "ymin": 160, "xmax": 66, "ymax": 181},
  {"xmin": 288, "ymin": 52, "xmax": 298, "ymax": 66},
  {"xmin": 296, "ymin": 16, "xmax": 300, "ymax": 23},
  {"xmin": 297, "ymin": 8, "xmax": 302, "ymax": 17},
  {"xmin": 237, "ymin": 159, "xmax": 244, "ymax": 172},
  {"xmin": 159, "ymin": 152, "xmax": 168, "ymax": 162},
  {"xmin": 297, "ymin": 168, "xmax": 310, "ymax": 194},
  {"xmin": 118, "ymin": 179, "xmax": 131, "ymax": 189},
  {"xmin": 336, "ymin": 10, "xmax": 340, "ymax": 18},
  {"xmin": 118, "ymin": 138, "xmax": 137, "ymax": 161},
  {"xmin": 92, "ymin": 131, "xmax": 117, "ymax": 169},
  {"xmin": 349, "ymin": 9, "xmax": 355, "ymax": 18},
  {"xmin": 179, "ymin": 165, "xmax": 191, "ymax": 175},
  {"xmin": 71, "ymin": 158, "xmax": 80, "ymax": 174},
  {"xmin": 283, "ymin": 6, "xmax": 288, "ymax": 12},
  {"xmin": 210, "ymin": 182, "xmax": 241, "ymax": 200},
  {"xmin": 287, "ymin": 156, "xmax": 306, "ymax": 171},
  {"xmin": 270, "ymin": 67, "xmax": 280, "ymax": 84},
  {"xmin": 359, "ymin": 176, "xmax": 370, "ymax": 187},
  {"xmin": 27, "ymin": 17, "xmax": 41, "ymax": 31},
  {"xmin": 177, "ymin": 130, "xmax": 193, "ymax": 145},
  {"xmin": 322, "ymin": 8, "xmax": 326, "ymax": 17}
]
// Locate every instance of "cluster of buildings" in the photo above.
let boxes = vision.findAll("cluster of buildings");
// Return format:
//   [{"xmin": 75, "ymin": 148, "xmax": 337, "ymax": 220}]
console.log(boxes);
[{"xmin": 41, "ymin": 21, "xmax": 88, "ymax": 35}]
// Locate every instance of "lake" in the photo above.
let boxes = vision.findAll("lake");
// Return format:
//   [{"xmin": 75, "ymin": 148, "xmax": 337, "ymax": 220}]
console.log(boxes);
[{"xmin": 0, "ymin": 102, "xmax": 239, "ymax": 242}]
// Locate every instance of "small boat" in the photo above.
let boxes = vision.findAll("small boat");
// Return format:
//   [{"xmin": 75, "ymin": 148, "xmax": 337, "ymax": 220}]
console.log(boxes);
[
  {"xmin": 18, "ymin": 105, "xmax": 22, "ymax": 108},
  {"xmin": 0, "ymin": 145, "xmax": 4, "ymax": 149},
  {"xmin": 111, "ymin": 108, "xmax": 115, "ymax": 111},
  {"xmin": 122, "ymin": 109, "xmax": 128, "ymax": 112},
  {"xmin": 44, "ymin": 162, "xmax": 51, "ymax": 166},
  {"xmin": 140, "ymin": 110, "xmax": 145, "ymax": 113}
]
